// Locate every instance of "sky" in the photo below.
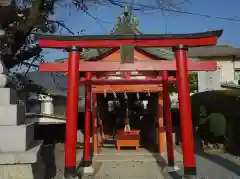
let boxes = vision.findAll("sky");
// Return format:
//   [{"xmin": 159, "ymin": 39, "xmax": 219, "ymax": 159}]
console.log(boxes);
[{"xmin": 42, "ymin": 0, "xmax": 240, "ymax": 61}]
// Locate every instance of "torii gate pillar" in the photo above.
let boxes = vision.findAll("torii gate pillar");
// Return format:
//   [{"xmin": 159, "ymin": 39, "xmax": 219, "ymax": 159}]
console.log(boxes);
[
  {"xmin": 83, "ymin": 72, "xmax": 94, "ymax": 174},
  {"xmin": 162, "ymin": 71, "xmax": 176, "ymax": 172},
  {"xmin": 174, "ymin": 45, "xmax": 196, "ymax": 177},
  {"xmin": 64, "ymin": 46, "xmax": 81, "ymax": 178}
]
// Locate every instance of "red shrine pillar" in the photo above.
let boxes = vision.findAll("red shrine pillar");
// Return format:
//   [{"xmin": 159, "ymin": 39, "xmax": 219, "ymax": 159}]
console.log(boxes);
[
  {"xmin": 157, "ymin": 93, "xmax": 164, "ymax": 153},
  {"xmin": 83, "ymin": 72, "xmax": 92, "ymax": 166},
  {"xmin": 92, "ymin": 94, "xmax": 98, "ymax": 153},
  {"xmin": 162, "ymin": 71, "xmax": 175, "ymax": 168},
  {"xmin": 64, "ymin": 46, "xmax": 81, "ymax": 178},
  {"xmin": 173, "ymin": 45, "xmax": 196, "ymax": 177}
]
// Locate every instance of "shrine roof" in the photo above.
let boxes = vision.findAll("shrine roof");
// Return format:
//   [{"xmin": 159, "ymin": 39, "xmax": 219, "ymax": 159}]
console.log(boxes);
[
  {"xmin": 50, "ymin": 10, "xmax": 222, "ymax": 62},
  {"xmin": 188, "ymin": 45, "xmax": 240, "ymax": 57},
  {"xmin": 26, "ymin": 71, "xmax": 85, "ymax": 98},
  {"xmin": 49, "ymin": 30, "xmax": 223, "ymax": 62},
  {"xmin": 54, "ymin": 45, "xmax": 198, "ymax": 63},
  {"xmin": 36, "ymin": 30, "xmax": 222, "ymax": 41}
]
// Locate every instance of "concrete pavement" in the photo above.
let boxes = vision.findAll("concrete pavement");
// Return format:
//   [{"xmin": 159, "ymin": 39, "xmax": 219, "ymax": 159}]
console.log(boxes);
[
  {"xmin": 42, "ymin": 137, "xmax": 240, "ymax": 179},
  {"xmin": 91, "ymin": 148, "xmax": 166, "ymax": 179}
]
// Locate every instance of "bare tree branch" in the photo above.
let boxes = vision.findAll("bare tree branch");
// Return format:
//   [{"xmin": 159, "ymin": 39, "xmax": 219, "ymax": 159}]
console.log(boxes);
[
  {"xmin": 2, "ymin": 0, "xmax": 45, "ymax": 69},
  {"xmin": 24, "ymin": 53, "xmax": 41, "ymax": 76},
  {"xmin": 46, "ymin": 20, "xmax": 75, "ymax": 35},
  {"xmin": 1, "ymin": 0, "xmax": 189, "ymax": 70}
]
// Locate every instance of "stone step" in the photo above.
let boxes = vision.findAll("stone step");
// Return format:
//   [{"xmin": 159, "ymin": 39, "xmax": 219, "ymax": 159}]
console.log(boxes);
[
  {"xmin": 0, "ymin": 104, "xmax": 25, "ymax": 125},
  {"xmin": 0, "ymin": 88, "xmax": 18, "ymax": 105},
  {"xmin": 0, "ymin": 141, "xmax": 45, "ymax": 179},
  {"xmin": 0, "ymin": 140, "xmax": 43, "ymax": 164},
  {"xmin": 0, "ymin": 123, "xmax": 34, "ymax": 152}
]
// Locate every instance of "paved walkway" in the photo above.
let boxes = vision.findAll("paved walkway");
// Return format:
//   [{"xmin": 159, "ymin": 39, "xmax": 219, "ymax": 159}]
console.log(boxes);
[
  {"xmin": 171, "ymin": 145, "xmax": 240, "ymax": 179},
  {"xmin": 42, "ymin": 139, "xmax": 240, "ymax": 179},
  {"xmin": 92, "ymin": 148, "xmax": 166, "ymax": 179}
]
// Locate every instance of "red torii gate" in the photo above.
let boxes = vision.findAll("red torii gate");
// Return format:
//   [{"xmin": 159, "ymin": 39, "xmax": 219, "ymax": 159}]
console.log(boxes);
[{"xmin": 37, "ymin": 29, "xmax": 223, "ymax": 178}]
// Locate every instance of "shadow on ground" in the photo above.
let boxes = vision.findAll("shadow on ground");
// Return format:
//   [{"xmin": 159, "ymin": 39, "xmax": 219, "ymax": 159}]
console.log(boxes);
[
  {"xmin": 171, "ymin": 138, "xmax": 240, "ymax": 178},
  {"xmin": 170, "ymin": 108, "xmax": 240, "ymax": 178},
  {"xmin": 41, "ymin": 144, "xmax": 57, "ymax": 179},
  {"xmin": 35, "ymin": 124, "xmax": 64, "ymax": 179},
  {"xmin": 34, "ymin": 119, "xmax": 87, "ymax": 178},
  {"xmin": 147, "ymin": 146, "xmax": 183, "ymax": 179},
  {"xmin": 195, "ymin": 142, "xmax": 240, "ymax": 177},
  {"xmin": 35, "ymin": 117, "xmax": 95, "ymax": 179},
  {"xmin": 150, "ymin": 141, "xmax": 240, "ymax": 179}
]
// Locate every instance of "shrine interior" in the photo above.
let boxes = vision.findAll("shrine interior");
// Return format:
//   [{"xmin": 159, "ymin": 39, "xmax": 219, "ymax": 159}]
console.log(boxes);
[{"xmin": 96, "ymin": 92, "xmax": 158, "ymax": 150}]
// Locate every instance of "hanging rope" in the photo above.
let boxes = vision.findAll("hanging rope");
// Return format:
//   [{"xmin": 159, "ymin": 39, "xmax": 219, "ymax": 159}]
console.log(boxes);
[
  {"xmin": 136, "ymin": 92, "xmax": 140, "ymax": 100},
  {"xmin": 135, "ymin": 91, "xmax": 141, "ymax": 107},
  {"xmin": 113, "ymin": 91, "xmax": 120, "ymax": 107},
  {"xmin": 124, "ymin": 92, "xmax": 131, "ymax": 132},
  {"xmin": 147, "ymin": 90, "xmax": 151, "ymax": 97},
  {"xmin": 113, "ymin": 91, "xmax": 117, "ymax": 99},
  {"xmin": 124, "ymin": 91, "xmax": 128, "ymax": 100},
  {"xmin": 104, "ymin": 90, "xmax": 107, "ymax": 98}
]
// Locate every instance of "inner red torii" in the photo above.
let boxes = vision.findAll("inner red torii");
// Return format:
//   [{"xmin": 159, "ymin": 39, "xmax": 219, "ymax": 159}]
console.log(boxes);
[{"xmin": 37, "ymin": 29, "xmax": 222, "ymax": 179}]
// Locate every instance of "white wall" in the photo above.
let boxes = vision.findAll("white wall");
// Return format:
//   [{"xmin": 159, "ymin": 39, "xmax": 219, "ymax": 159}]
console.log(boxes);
[
  {"xmin": 198, "ymin": 56, "xmax": 239, "ymax": 92},
  {"xmin": 233, "ymin": 60, "xmax": 240, "ymax": 70},
  {"xmin": 217, "ymin": 59, "xmax": 235, "ymax": 83},
  {"xmin": 198, "ymin": 69, "xmax": 221, "ymax": 92}
]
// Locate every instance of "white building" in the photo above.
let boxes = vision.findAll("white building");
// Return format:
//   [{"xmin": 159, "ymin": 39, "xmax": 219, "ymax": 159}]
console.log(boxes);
[{"xmin": 188, "ymin": 45, "xmax": 240, "ymax": 92}]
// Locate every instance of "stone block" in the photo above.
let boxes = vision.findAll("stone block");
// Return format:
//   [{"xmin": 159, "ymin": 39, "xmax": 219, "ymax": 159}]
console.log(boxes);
[
  {"xmin": 0, "ymin": 141, "xmax": 45, "ymax": 179},
  {"xmin": 0, "ymin": 88, "xmax": 18, "ymax": 105},
  {"xmin": 0, "ymin": 104, "xmax": 25, "ymax": 125},
  {"xmin": 79, "ymin": 166, "xmax": 94, "ymax": 176},
  {"xmin": 0, "ymin": 141, "xmax": 42, "ymax": 165},
  {"xmin": 0, "ymin": 74, "xmax": 7, "ymax": 88},
  {"xmin": 77, "ymin": 130, "xmax": 84, "ymax": 144},
  {"xmin": 0, "ymin": 161, "xmax": 45, "ymax": 179},
  {"xmin": 0, "ymin": 123, "xmax": 34, "ymax": 152}
]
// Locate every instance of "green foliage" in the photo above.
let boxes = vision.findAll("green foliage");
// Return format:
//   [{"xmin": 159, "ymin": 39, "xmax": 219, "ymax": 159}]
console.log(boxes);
[
  {"xmin": 169, "ymin": 72, "xmax": 198, "ymax": 93},
  {"xmin": 191, "ymin": 90, "xmax": 240, "ymax": 154},
  {"xmin": 203, "ymin": 113, "xmax": 226, "ymax": 137},
  {"xmin": 189, "ymin": 72, "xmax": 198, "ymax": 92}
]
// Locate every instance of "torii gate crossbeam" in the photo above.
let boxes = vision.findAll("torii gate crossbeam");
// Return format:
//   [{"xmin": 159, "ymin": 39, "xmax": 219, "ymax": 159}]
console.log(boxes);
[{"xmin": 39, "ymin": 60, "xmax": 217, "ymax": 72}]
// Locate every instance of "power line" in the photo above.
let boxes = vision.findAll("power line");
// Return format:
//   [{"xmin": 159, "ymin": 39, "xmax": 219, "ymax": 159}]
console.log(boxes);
[{"xmin": 106, "ymin": 0, "xmax": 240, "ymax": 22}]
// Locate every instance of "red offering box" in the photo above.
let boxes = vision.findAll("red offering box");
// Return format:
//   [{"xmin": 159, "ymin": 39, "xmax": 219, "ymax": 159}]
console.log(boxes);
[
  {"xmin": 116, "ymin": 129, "xmax": 140, "ymax": 152},
  {"xmin": 116, "ymin": 129, "xmax": 140, "ymax": 135}
]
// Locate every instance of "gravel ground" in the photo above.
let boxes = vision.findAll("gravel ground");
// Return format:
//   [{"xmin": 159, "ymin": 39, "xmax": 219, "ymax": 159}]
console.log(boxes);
[{"xmin": 37, "ymin": 124, "xmax": 240, "ymax": 179}]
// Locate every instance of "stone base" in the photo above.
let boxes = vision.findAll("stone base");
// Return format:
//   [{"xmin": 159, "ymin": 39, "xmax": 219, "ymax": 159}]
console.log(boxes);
[
  {"xmin": 0, "ymin": 104, "xmax": 25, "ymax": 126},
  {"xmin": 0, "ymin": 141, "xmax": 42, "ymax": 164},
  {"xmin": 0, "ymin": 157, "xmax": 45, "ymax": 179},
  {"xmin": 0, "ymin": 141, "xmax": 45, "ymax": 179},
  {"xmin": 182, "ymin": 175, "xmax": 198, "ymax": 179},
  {"xmin": 0, "ymin": 88, "xmax": 18, "ymax": 105},
  {"xmin": 166, "ymin": 165, "xmax": 180, "ymax": 173},
  {"xmin": 79, "ymin": 166, "xmax": 94, "ymax": 176},
  {"xmin": 77, "ymin": 130, "xmax": 84, "ymax": 144},
  {"xmin": 62, "ymin": 176, "xmax": 79, "ymax": 179},
  {"xmin": 0, "ymin": 123, "xmax": 34, "ymax": 152}
]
